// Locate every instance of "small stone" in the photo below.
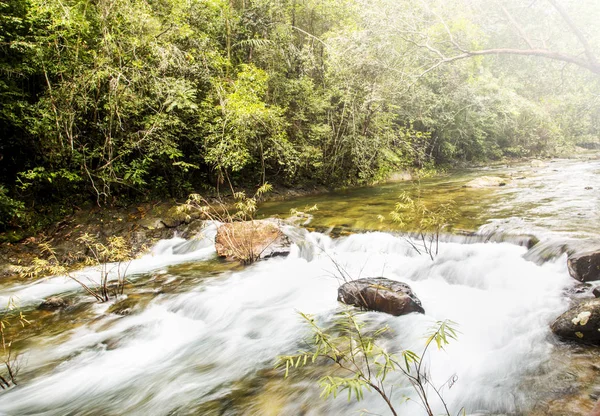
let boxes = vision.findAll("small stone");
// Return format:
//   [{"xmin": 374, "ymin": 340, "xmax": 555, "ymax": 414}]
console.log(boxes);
[
  {"xmin": 565, "ymin": 283, "xmax": 592, "ymax": 296},
  {"xmin": 115, "ymin": 308, "xmax": 131, "ymax": 316}
]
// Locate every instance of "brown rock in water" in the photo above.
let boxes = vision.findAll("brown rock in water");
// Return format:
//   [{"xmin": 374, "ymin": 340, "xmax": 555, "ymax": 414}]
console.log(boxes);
[
  {"xmin": 38, "ymin": 296, "xmax": 68, "ymax": 310},
  {"xmin": 568, "ymin": 251, "xmax": 600, "ymax": 282},
  {"xmin": 337, "ymin": 277, "xmax": 425, "ymax": 316},
  {"xmin": 464, "ymin": 176, "xmax": 507, "ymax": 188},
  {"xmin": 215, "ymin": 220, "xmax": 291, "ymax": 263},
  {"xmin": 593, "ymin": 287, "xmax": 600, "ymax": 298},
  {"xmin": 551, "ymin": 299, "xmax": 600, "ymax": 344},
  {"xmin": 590, "ymin": 399, "xmax": 600, "ymax": 416}
]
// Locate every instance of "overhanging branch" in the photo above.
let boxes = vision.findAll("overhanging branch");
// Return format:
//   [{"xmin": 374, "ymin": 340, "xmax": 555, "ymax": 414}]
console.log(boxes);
[
  {"xmin": 415, "ymin": 0, "xmax": 600, "ymax": 78},
  {"xmin": 420, "ymin": 48, "xmax": 600, "ymax": 77},
  {"xmin": 547, "ymin": 0, "xmax": 598, "ymax": 67}
]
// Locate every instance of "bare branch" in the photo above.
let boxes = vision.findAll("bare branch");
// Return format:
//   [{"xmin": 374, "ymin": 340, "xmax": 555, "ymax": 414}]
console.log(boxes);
[
  {"xmin": 547, "ymin": 0, "xmax": 598, "ymax": 66},
  {"xmin": 500, "ymin": 4, "xmax": 535, "ymax": 49},
  {"xmin": 411, "ymin": 0, "xmax": 600, "ymax": 78},
  {"xmin": 418, "ymin": 47, "xmax": 600, "ymax": 78}
]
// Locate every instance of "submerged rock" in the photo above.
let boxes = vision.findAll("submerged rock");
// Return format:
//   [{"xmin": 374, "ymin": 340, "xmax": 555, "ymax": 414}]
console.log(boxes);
[
  {"xmin": 160, "ymin": 205, "xmax": 201, "ymax": 228},
  {"xmin": 464, "ymin": 176, "xmax": 508, "ymax": 188},
  {"xmin": 591, "ymin": 399, "xmax": 600, "ymax": 416},
  {"xmin": 551, "ymin": 299, "xmax": 600, "ymax": 344},
  {"xmin": 215, "ymin": 220, "xmax": 291, "ymax": 262},
  {"xmin": 568, "ymin": 251, "xmax": 600, "ymax": 282},
  {"xmin": 38, "ymin": 296, "xmax": 69, "ymax": 310},
  {"xmin": 337, "ymin": 277, "xmax": 424, "ymax": 316},
  {"xmin": 564, "ymin": 283, "xmax": 593, "ymax": 298}
]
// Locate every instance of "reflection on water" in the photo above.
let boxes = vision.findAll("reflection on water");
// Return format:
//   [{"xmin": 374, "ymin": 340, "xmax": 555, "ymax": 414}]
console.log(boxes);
[{"xmin": 259, "ymin": 158, "xmax": 600, "ymax": 241}]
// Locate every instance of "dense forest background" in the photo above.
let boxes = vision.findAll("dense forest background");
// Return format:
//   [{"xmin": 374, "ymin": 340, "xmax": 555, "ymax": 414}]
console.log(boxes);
[{"xmin": 1, "ymin": 0, "xmax": 599, "ymax": 231}]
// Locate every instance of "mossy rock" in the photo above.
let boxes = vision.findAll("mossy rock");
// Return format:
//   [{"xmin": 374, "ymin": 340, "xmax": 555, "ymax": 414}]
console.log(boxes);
[
  {"xmin": 551, "ymin": 299, "xmax": 600, "ymax": 344},
  {"xmin": 107, "ymin": 294, "xmax": 151, "ymax": 316},
  {"xmin": 464, "ymin": 176, "xmax": 508, "ymax": 188}
]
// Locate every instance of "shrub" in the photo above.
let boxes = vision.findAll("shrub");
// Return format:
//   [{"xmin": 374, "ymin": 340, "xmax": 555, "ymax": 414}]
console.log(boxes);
[{"xmin": 0, "ymin": 186, "xmax": 25, "ymax": 231}]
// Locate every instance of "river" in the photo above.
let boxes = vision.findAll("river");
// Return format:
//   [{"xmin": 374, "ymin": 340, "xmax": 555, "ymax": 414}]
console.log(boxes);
[{"xmin": 0, "ymin": 157, "xmax": 598, "ymax": 415}]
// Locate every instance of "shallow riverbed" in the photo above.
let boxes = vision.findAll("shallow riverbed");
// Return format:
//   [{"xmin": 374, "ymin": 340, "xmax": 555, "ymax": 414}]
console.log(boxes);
[{"xmin": 0, "ymin": 157, "xmax": 599, "ymax": 416}]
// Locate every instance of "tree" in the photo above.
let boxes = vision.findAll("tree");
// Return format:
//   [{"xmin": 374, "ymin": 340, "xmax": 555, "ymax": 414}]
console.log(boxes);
[
  {"xmin": 200, "ymin": 64, "xmax": 290, "ymax": 190},
  {"xmin": 366, "ymin": 0, "xmax": 600, "ymax": 78}
]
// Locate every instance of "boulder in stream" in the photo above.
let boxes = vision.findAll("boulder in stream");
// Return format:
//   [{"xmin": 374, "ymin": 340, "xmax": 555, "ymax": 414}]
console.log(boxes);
[
  {"xmin": 568, "ymin": 251, "xmax": 600, "ymax": 282},
  {"xmin": 590, "ymin": 399, "xmax": 600, "ymax": 416},
  {"xmin": 464, "ymin": 176, "xmax": 508, "ymax": 188},
  {"xmin": 337, "ymin": 277, "xmax": 425, "ymax": 316},
  {"xmin": 594, "ymin": 287, "xmax": 600, "ymax": 298},
  {"xmin": 551, "ymin": 298, "xmax": 600, "ymax": 344},
  {"xmin": 215, "ymin": 220, "xmax": 291, "ymax": 262},
  {"xmin": 38, "ymin": 296, "xmax": 69, "ymax": 310}
]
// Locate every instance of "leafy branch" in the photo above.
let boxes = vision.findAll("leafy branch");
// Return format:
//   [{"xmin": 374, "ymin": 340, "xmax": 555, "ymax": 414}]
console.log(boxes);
[
  {"xmin": 0, "ymin": 297, "xmax": 29, "ymax": 390},
  {"xmin": 390, "ymin": 191, "xmax": 456, "ymax": 260},
  {"xmin": 278, "ymin": 310, "xmax": 462, "ymax": 416},
  {"xmin": 17, "ymin": 236, "xmax": 133, "ymax": 303}
]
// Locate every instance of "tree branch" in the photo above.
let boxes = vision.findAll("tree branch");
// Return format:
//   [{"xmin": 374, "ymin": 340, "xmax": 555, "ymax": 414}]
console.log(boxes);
[
  {"xmin": 418, "ymin": 47, "xmax": 600, "ymax": 78},
  {"xmin": 547, "ymin": 0, "xmax": 598, "ymax": 66},
  {"xmin": 412, "ymin": 0, "xmax": 600, "ymax": 78},
  {"xmin": 500, "ymin": 4, "xmax": 535, "ymax": 49}
]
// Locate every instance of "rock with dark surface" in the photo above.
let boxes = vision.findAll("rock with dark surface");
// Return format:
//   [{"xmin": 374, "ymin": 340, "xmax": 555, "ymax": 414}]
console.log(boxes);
[
  {"xmin": 464, "ymin": 176, "xmax": 508, "ymax": 188},
  {"xmin": 215, "ymin": 220, "xmax": 291, "ymax": 262},
  {"xmin": 568, "ymin": 251, "xmax": 600, "ymax": 282},
  {"xmin": 564, "ymin": 283, "xmax": 593, "ymax": 298},
  {"xmin": 551, "ymin": 299, "xmax": 600, "ymax": 344},
  {"xmin": 38, "ymin": 296, "xmax": 68, "ymax": 310},
  {"xmin": 594, "ymin": 287, "xmax": 600, "ymax": 298},
  {"xmin": 337, "ymin": 277, "xmax": 425, "ymax": 316}
]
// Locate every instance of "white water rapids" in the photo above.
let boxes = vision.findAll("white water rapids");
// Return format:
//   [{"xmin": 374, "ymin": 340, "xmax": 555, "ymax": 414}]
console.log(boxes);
[{"xmin": 0, "ymin": 222, "xmax": 576, "ymax": 415}]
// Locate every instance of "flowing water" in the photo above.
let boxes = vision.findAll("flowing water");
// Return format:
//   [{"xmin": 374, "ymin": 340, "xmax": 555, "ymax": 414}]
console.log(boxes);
[{"xmin": 0, "ymin": 157, "xmax": 599, "ymax": 416}]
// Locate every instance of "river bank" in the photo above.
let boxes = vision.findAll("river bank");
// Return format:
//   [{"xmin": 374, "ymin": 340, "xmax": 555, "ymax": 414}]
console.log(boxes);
[
  {"xmin": 0, "ymin": 184, "xmax": 330, "ymax": 281},
  {"xmin": 2, "ymin": 151, "xmax": 599, "ymax": 281}
]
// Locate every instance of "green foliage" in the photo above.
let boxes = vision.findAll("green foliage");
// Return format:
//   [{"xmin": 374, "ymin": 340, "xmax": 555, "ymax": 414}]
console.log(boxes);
[
  {"xmin": 17, "ymin": 237, "xmax": 133, "ymax": 302},
  {"xmin": 391, "ymin": 192, "xmax": 456, "ymax": 232},
  {"xmin": 201, "ymin": 65, "xmax": 290, "ymax": 183},
  {"xmin": 184, "ymin": 181, "xmax": 273, "ymax": 223},
  {"xmin": 390, "ymin": 190, "xmax": 456, "ymax": 260},
  {"xmin": 0, "ymin": 297, "xmax": 30, "ymax": 388},
  {"xmin": 278, "ymin": 310, "xmax": 460, "ymax": 416},
  {"xmin": 0, "ymin": 186, "xmax": 24, "ymax": 231},
  {"xmin": 1, "ymin": 0, "xmax": 599, "ymax": 230}
]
